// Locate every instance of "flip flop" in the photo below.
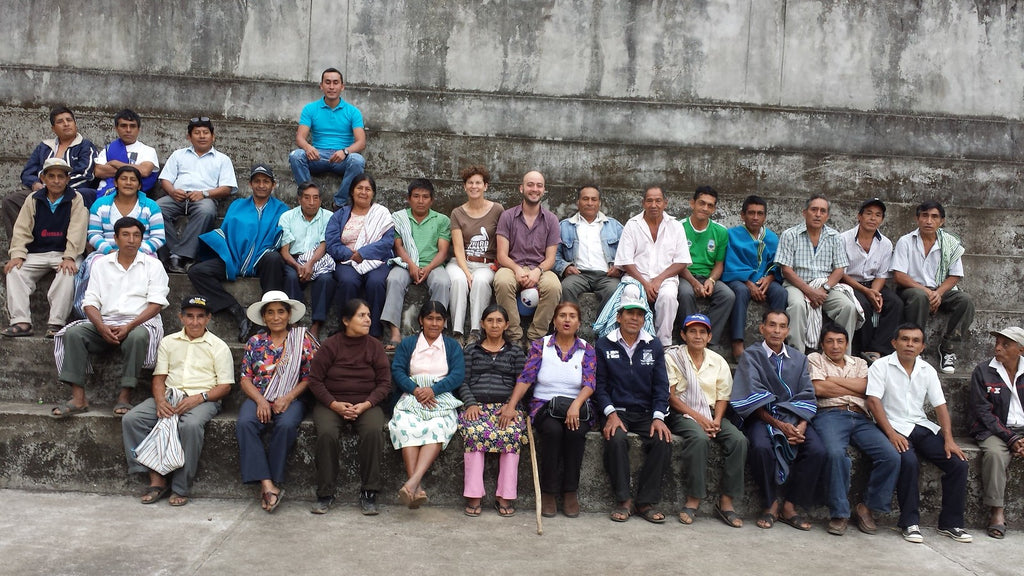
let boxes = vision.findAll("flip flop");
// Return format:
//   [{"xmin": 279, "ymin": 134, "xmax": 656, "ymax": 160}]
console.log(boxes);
[
  {"xmin": 1, "ymin": 324, "xmax": 33, "ymax": 337},
  {"xmin": 51, "ymin": 400, "xmax": 88, "ymax": 419},
  {"xmin": 140, "ymin": 485, "xmax": 171, "ymax": 505},
  {"xmin": 634, "ymin": 506, "xmax": 666, "ymax": 524},
  {"xmin": 464, "ymin": 503, "xmax": 482, "ymax": 517},
  {"xmin": 113, "ymin": 402, "xmax": 133, "ymax": 416},
  {"xmin": 494, "ymin": 500, "xmax": 516, "ymax": 517},
  {"xmin": 678, "ymin": 507, "xmax": 698, "ymax": 525},
  {"xmin": 779, "ymin": 513, "xmax": 812, "ymax": 531},
  {"xmin": 988, "ymin": 524, "xmax": 1006, "ymax": 539},
  {"xmin": 263, "ymin": 489, "xmax": 284, "ymax": 513},
  {"xmin": 609, "ymin": 506, "xmax": 632, "ymax": 522},
  {"xmin": 398, "ymin": 486, "xmax": 414, "ymax": 508},
  {"xmin": 411, "ymin": 490, "xmax": 428, "ymax": 509},
  {"xmin": 716, "ymin": 504, "xmax": 743, "ymax": 528},
  {"xmin": 168, "ymin": 493, "xmax": 190, "ymax": 507}
]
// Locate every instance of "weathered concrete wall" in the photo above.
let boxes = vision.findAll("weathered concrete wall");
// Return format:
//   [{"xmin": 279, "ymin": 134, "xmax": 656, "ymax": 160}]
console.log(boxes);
[{"xmin": 3, "ymin": 1, "xmax": 1022, "ymax": 118}]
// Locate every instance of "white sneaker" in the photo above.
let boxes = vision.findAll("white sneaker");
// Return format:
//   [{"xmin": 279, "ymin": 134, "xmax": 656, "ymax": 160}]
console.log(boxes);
[
  {"xmin": 902, "ymin": 524, "xmax": 924, "ymax": 543},
  {"xmin": 938, "ymin": 527, "xmax": 973, "ymax": 543},
  {"xmin": 940, "ymin": 353, "xmax": 956, "ymax": 374}
]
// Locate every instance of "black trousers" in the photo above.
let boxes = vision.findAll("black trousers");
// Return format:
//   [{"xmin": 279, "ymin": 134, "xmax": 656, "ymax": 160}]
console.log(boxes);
[
  {"xmin": 187, "ymin": 252, "xmax": 285, "ymax": 313},
  {"xmin": 851, "ymin": 282, "xmax": 903, "ymax": 355},
  {"xmin": 534, "ymin": 407, "xmax": 590, "ymax": 494},
  {"xmin": 745, "ymin": 418, "xmax": 826, "ymax": 510},
  {"xmin": 603, "ymin": 410, "xmax": 672, "ymax": 506},
  {"xmin": 897, "ymin": 425, "xmax": 968, "ymax": 529}
]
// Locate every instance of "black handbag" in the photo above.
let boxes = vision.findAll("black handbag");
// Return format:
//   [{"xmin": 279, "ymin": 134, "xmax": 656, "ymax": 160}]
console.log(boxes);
[{"xmin": 547, "ymin": 395, "xmax": 591, "ymax": 421}]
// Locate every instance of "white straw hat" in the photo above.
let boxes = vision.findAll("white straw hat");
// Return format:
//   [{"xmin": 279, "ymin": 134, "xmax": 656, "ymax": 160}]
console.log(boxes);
[{"xmin": 246, "ymin": 290, "xmax": 306, "ymax": 325}]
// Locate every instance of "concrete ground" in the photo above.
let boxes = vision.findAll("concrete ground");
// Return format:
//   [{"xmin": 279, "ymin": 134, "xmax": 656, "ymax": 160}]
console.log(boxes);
[{"xmin": 1, "ymin": 489, "xmax": 1018, "ymax": 576}]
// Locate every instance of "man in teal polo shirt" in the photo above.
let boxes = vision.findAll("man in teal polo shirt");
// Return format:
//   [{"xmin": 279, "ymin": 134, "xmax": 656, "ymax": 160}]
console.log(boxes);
[
  {"xmin": 288, "ymin": 68, "xmax": 366, "ymax": 207},
  {"xmin": 678, "ymin": 186, "xmax": 734, "ymax": 347},
  {"xmin": 381, "ymin": 178, "xmax": 451, "ymax": 349}
]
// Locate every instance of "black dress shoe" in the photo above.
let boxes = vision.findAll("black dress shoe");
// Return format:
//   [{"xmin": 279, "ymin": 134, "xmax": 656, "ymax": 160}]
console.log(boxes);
[{"xmin": 167, "ymin": 255, "xmax": 187, "ymax": 274}]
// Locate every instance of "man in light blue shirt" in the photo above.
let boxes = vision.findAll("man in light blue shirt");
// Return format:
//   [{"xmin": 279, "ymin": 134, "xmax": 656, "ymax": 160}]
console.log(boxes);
[
  {"xmin": 158, "ymin": 117, "xmax": 238, "ymax": 273},
  {"xmin": 279, "ymin": 182, "xmax": 335, "ymax": 339},
  {"xmin": 288, "ymin": 68, "xmax": 366, "ymax": 208}
]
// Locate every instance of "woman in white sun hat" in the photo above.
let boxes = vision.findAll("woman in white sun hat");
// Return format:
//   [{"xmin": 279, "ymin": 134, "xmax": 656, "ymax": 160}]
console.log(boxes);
[{"xmin": 235, "ymin": 290, "xmax": 318, "ymax": 513}]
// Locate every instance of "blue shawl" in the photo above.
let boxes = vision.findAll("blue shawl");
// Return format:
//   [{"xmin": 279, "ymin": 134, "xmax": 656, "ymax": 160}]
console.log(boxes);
[{"xmin": 198, "ymin": 196, "xmax": 288, "ymax": 279}]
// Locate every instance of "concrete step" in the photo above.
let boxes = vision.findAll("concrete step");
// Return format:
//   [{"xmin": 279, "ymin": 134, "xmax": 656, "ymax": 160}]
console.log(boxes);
[{"xmin": 0, "ymin": 400, "xmax": 1015, "ymax": 528}]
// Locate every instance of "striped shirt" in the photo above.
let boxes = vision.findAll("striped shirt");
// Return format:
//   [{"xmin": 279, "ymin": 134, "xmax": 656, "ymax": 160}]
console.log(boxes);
[{"xmin": 776, "ymin": 223, "xmax": 848, "ymax": 281}]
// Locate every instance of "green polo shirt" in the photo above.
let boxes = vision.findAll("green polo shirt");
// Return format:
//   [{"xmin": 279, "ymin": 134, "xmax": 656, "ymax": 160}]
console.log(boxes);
[
  {"xmin": 682, "ymin": 217, "xmax": 728, "ymax": 278},
  {"xmin": 397, "ymin": 208, "xmax": 451, "ymax": 267}
]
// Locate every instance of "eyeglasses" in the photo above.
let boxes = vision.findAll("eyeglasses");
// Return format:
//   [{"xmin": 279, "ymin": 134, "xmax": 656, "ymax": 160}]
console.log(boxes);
[{"xmin": 189, "ymin": 116, "xmax": 211, "ymax": 123}]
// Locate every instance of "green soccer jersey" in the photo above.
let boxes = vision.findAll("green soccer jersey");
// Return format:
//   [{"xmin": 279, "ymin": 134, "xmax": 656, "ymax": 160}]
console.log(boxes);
[{"xmin": 682, "ymin": 217, "xmax": 728, "ymax": 278}]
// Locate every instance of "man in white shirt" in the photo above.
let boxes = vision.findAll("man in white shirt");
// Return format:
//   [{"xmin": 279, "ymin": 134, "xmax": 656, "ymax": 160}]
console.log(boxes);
[
  {"xmin": 891, "ymin": 200, "xmax": 973, "ymax": 374},
  {"xmin": 51, "ymin": 217, "xmax": 170, "ymax": 418},
  {"xmin": 614, "ymin": 186, "xmax": 691, "ymax": 346},
  {"xmin": 93, "ymin": 109, "xmax": 160, "ymax": 195},
  {"xmin": 158, "ymin": 117, "xmax": 238, "ymax": 273},
  {"xmin": 554, "ymin": 184, "xmax": 623, "ymax": 304},
  {"xmin": 840, "ymin": 198, "xmax": 902, "ymax": 363},
  {"xmin": 865, "ymin": 322, "xmax": 971, "ymax": 544}
]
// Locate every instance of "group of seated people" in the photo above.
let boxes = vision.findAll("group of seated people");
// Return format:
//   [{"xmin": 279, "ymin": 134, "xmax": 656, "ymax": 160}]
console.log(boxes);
[{"xmin": 1, "ymin": 70, "xmax": 1016, "ymax": 542}]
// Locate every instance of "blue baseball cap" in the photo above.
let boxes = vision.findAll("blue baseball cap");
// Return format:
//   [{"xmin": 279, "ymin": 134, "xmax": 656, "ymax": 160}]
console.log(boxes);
[{"xmin": 683, "ymin": 313, "xmax": 712, "ymax": 331}]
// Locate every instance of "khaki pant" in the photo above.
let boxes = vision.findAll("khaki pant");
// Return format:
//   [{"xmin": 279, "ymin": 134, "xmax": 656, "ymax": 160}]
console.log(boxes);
[
  {"xmin": 5, "ymin": 251, "xmax": 78, "ymax": 326},
  {"xmin": 493, "ymin": 267, "xmax": 562, "ymax": 342},
  {"xmin": 980, "ymin": 433, "xmax": 1024, "ymax": 507}
]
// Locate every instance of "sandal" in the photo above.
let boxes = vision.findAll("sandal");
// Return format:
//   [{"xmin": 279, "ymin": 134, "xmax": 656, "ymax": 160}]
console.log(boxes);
[
  {"xmin": 757, "ymin": 511, "xmax": 777, "ymax": 529},
  {"xmin": 716, "ymin": 503, "xmax": 743, "ymax": 528},
  {"xmin": 411, "ymin": 489, "xmax": 428, "ymax": 509},
  {"xmin": 861, "ymin": 351, "xmax": 882, "ymax": 364},
  {"xmin": 634, "ymin": 505, "xmax": 666, "ymax": 524},
  {"xmin": 988, "ymin": 524, "xmax": 1006, "ymax": 539},
  {"xmin": 113, "ymin": 402, "xmax": 133, "ymax": 416},
  {"xmin": 140, "ymin": 485, "xmax": 171, "ymax": 505},
  {"xmin": 51, "ymin": 400, "xmax": 88, "ymax": 419},
  {"xmin": 45, "ymin": 324, "xmax": 63, "ymax": 339},
  {"xmin": 398, "ymin": 486, "xmax": 414, "ymax": 508},
  {"xmin": 464, "ymin": 500, "xmax": 482, "ymax": 517},
  {"xmin": 263, "ymin": 489, "xmax": 284, "ymax": 513},
  {"xmin": 384, "ymin": 340, "xmax": 400, "ymax": 352},
  {"xmin": 678, "ymin": 506, "xmax": 698, "ymax": 525},
  {"xmin": 609, "ymin": 506, "xmax": 632, "ymax": 522},
  {"xmin": 779, "ymin": 512, "xmax": 812, "ymax": 531},
  {"xmin": 1, "ymin": 324, "xmax": 33, "ymax": 337},
  {"xmin": 168, "ymin": 493, "xmax": 190, "ymax": 507},
  {"xmin": 494, "ymin": 500, "xmax": 516, "ymax": 518}
]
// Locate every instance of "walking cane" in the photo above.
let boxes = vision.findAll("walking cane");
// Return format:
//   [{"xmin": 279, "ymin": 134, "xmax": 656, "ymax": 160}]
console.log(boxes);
[{"xmin": 526, "ymin": 415, "xmax": 543, "ymax": 535}]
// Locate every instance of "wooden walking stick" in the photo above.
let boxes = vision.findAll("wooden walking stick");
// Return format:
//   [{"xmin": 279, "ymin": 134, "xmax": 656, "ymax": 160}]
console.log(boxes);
[{"xmin": 526, "ymin": 415, "xmax": 543, "ymax": 535}]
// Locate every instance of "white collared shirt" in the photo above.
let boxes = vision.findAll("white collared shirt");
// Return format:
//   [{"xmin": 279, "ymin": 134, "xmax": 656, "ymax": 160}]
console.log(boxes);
[
  {"xmin": 574, "ymin": 213, "xmax": 608, "ymax": 272},
  {"xmin": 841, "ymin": 225, "xmax": 894, "ymax": 282},
  {"xmin": 890, "ymin": 228, "xmax": 964, "ymax": 288},
  {"xmin": 866, "ymin": 352, "xmax": 945, "ymax": 436},
  {"xmin": 990, "ymin": 357, "xmax": 1024, "ymax": 427},
  {"xmin": 82, "ymin": 251, "xmax": 170, "ymax": 319},
  {"xmin": 614, "ymin": 213, "xmax": 691, "ymax": 280}
]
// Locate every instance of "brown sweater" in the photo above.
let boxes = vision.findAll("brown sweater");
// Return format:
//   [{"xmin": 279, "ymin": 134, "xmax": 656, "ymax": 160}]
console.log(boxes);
[{"xmin": 308, "ymin": 331, "xmax": 392, "ymax": 407}]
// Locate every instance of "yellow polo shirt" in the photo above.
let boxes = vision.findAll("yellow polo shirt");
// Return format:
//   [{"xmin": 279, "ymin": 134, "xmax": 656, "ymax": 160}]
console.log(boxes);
[{"xmin": 154, "ymin": 329, "xmax": 235, "ymax": 395}]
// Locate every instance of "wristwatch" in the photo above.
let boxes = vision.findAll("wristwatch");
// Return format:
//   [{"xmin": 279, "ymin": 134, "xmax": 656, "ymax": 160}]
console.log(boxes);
[
  {"xmin": 201, "ymin": 392, "xmax": 209, "ymax": 402},
  {"xmin": 822, "ymin": 283, "xmax": 832, "ymax": 293},
  {"xmin": 202, "ymin": 190, "xmax": 210, "ymax": 198}
]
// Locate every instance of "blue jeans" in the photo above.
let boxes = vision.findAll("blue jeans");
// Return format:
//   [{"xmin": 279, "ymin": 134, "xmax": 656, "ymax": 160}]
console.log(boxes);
[
  {"xmin": 283, "ymin": 265, "xmax": 337, "ymax": 323},
  {"xmin": 288, "ymin": 148, "xmax": 366, "ymax": 207},
  {"xmin": 727, "ymin": 280, "xmax": 788, "ymax": 341},
  {"xmin": 813, "ymin": 408, "xmax": 900, "ymax": 518}
]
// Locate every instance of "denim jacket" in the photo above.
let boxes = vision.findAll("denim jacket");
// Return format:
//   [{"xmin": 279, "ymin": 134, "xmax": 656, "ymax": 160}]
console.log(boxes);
[{"xmin": 554, "ymin": 211, "xmax": 624, "ymax": 276}]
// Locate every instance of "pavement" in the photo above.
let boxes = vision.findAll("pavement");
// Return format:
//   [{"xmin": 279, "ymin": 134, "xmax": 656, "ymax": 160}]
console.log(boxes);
[{"xmin": 1, "ymin": 489, "xmax": 1019, "ymax": 576}]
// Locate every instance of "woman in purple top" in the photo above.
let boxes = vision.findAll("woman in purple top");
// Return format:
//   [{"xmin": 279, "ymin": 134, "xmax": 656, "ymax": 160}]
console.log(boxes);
[{"xmin": 504, "ymin": 301, "xmax": 595, "ymax": 519}]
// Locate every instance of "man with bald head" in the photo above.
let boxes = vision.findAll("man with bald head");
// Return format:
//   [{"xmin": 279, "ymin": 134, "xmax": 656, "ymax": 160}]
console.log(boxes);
[{"xmin": 494, "ymin": 170, "xmax": 561, "ymax": 344}]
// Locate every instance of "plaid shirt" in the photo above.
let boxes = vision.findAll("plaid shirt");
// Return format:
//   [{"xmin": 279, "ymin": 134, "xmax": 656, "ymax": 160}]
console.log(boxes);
[{"xmin": 775, "ymin": 223, "xmax": 848, "ymax": 281}]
